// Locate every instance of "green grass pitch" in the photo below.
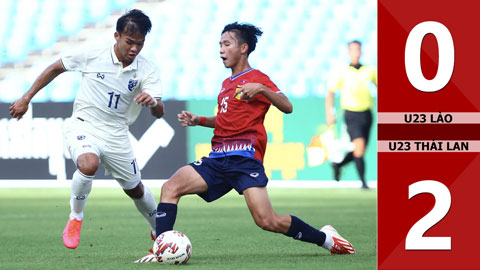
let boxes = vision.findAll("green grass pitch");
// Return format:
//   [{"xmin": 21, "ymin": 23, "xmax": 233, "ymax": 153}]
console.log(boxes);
[{"xmin": 0, "ymin": 187, "xmax": 376, "ymax": 269}]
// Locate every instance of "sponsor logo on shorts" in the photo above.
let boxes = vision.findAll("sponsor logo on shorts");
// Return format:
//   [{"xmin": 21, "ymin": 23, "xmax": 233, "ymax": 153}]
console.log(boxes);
[
  {"xmin": 295, "ymin": 232, "xmax": 303, "ymax": 240},
  {"xmin": 250, "ymin": 172, "xmax": 259, "ymax": 178},
  {"xmin": 75, "ymin": 195, "xmax": 86, "ymax": 200},
  {"xmin": 77, "ymin": 135, "xmax": 86, "ymax": 140},
  {"xmin": 193, "ymin": 160, "xmax": 202, "ymax": 166},
  {"xmin": 156, "ymin": 212, "xmax": 167, "ymax": 218}
]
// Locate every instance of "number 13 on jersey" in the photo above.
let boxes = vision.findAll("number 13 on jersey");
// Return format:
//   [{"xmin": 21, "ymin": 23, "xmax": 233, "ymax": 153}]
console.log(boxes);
[{"xmin": 379, "ymin": 0, "xmax": 480, "ymax": 268}]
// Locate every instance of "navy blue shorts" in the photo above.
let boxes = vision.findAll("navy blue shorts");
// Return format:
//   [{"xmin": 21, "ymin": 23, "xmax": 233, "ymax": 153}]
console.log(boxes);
[{"xmin": 189, "ymin": 155, "xmax": 268, "ymax": 202}]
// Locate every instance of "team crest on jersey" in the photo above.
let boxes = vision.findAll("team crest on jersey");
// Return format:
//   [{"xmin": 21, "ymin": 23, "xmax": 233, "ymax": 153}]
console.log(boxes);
[{"xmin": 128, "ymin": 79, "xmax": 138, "ymax": 91}]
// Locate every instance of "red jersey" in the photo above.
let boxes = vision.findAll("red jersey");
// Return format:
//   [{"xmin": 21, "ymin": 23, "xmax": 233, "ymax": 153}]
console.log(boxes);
[{"xmin": 209, "ymin": 68, "xmax": 281, "ymax": 163}]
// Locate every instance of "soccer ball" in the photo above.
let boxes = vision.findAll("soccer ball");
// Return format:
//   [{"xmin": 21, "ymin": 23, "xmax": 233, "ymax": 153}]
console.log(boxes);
[{"xmin": 153, "ymin": 230, "xmax": 192, "ymax": 264}]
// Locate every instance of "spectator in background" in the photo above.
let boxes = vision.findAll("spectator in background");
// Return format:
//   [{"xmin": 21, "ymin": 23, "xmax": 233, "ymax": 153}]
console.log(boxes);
[
  {"xmin": 325, "ymin": 40, "xmax": 377, "ymax": 189},
  {"xmin": 9, "ymin": 9, "xmax": 164, "ymax": 249}
]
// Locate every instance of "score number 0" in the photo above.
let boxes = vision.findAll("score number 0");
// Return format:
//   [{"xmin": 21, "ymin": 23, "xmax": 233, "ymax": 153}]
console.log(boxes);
[{"xmin": 404, "ymin": 21, "xmax": 454, "ymax": 250}]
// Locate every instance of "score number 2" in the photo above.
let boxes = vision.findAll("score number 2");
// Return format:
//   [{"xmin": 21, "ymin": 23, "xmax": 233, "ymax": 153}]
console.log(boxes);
[
  {"xmin": 406, "ymin": 180, "xmax": 451, "ymax": 250},
  {"xmin": 404, "ymin": 21, "xmax": 454, "ymax": 250}
]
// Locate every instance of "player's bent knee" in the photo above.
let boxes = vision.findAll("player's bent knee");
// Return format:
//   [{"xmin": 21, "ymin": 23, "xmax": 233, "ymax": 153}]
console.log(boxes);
[
  {"xmin": 77, "ymin": 163, "xmax": 98, "ymax": 176},
  {"xmin": 161, "ymin": 180, "xmax": 181, "ymax": 200},
  {"xmin": 254, "ymin": 216, "xmax": 280, "ymax": 232},
  {"xmin": 76, "ymin": 155, "xmax": 99, "ymax": 176}
]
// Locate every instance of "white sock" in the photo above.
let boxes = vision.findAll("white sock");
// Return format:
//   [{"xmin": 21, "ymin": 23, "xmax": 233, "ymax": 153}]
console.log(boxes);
[
  {"xmin": 132, "ymin": 185, "xmax": 157, "ymax": 233},
  {"xmin": 322, "ymin": 232, "xmax": 334, "ymax": 250},
  {"xmin": 69, "ymin": 170, "xmax": 94, "ymax": 220}
]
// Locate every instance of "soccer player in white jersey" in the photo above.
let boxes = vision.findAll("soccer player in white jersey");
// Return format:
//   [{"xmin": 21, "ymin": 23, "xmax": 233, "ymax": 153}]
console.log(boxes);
[{"xmin": 9, "ymin": 9, "xmax": 164, "ymax": 249}]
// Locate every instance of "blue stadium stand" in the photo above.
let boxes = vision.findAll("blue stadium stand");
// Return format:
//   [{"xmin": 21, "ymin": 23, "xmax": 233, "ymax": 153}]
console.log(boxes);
[{"xmin": 0, "ymin": 0, "xmax": 377, "ymax": 103}]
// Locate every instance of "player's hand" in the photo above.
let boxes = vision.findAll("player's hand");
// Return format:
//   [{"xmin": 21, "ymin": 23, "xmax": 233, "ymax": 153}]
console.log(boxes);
[
  {"xmin": 235, "ymin": 83, "xmax": 264, "ymax": 103},
  {"xmin": 178, "ymin": 110, "xmax": 199, "ymax": 127},
  {"xmin": 134, "ymin": 92, "xmax": 156, "ymax": 107},
  {"xmin": 9, "ymin": 97, "xmax": 30, "ymax": 120}
]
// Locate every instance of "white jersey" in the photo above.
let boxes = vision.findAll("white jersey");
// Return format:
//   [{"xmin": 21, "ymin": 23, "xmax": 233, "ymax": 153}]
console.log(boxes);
[{"xmin": 61, "ymin": 45, "xmax": 162, "ymax": 134}]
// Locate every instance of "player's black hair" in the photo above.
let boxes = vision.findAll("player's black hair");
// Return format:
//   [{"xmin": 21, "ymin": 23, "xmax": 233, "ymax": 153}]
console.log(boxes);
[
  {"xmin": 116, "ymin": 9, "xmax": 152, "ymax": 36},
  {"xmin": 348, "ymin": 40, "xmax": 362, "ymax": 46},
  {"xmin": 222, "ymin": 22, "xmax": 263, "ymax": 55}
]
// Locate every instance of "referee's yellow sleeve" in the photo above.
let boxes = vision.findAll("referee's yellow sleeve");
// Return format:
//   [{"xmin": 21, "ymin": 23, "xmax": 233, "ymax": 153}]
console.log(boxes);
[{"xmin": 327, "ymin": 71, "xmax": 343, "ymax": 93}]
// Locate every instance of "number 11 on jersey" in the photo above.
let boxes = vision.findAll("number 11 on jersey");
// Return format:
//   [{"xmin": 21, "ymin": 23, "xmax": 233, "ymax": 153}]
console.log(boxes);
[{"xmin": 108, "ymin": 92, "xmax": 121, "ymax": 109}]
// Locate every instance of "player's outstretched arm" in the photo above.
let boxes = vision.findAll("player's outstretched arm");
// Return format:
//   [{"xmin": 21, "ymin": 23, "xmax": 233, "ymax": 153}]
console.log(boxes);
[
  {"xmin": 9, "ymin": 59, "xmax": 65, "ymax": 120},
  {"xmin": 237, "ymin": 83, "xmax": 293, "ymax": 114},
  {"xmin": 134, "ymin": 92, "xmax": 164, "ymax": 118},
  {"xmin": 177, "ymin": 110, "xmax": 215, "ymax": 128}
]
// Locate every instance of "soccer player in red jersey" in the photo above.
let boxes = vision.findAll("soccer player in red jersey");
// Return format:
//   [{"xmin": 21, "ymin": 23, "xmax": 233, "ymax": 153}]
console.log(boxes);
[{"xmin": 136, "ymin": 22, "xmax": 355, "ymax": 262}]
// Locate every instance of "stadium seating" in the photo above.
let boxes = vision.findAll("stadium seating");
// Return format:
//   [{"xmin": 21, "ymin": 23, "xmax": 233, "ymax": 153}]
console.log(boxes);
[{"xmin": 0, "ymin": 0, "xmax": 377, "ymax": 102}]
